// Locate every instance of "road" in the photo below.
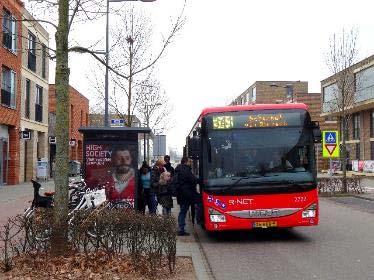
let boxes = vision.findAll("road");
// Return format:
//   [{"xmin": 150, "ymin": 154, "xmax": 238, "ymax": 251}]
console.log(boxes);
[
  {"xmin": 196, "ymin": 198, "xmax": 374, "ymax": 280},
  {"xmin": 0, "ymin": 180, "xmax": 55, "ymax": 225}
]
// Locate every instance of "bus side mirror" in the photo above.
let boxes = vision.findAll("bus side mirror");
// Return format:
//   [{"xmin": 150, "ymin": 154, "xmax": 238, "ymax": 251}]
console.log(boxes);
[
  {"xmin": 311, "ymin": 121, "xmax": 321, "ymax": 143},
  {"xmin": 188, "ymin": 136, "xmax": 200, "ymax": 159}
]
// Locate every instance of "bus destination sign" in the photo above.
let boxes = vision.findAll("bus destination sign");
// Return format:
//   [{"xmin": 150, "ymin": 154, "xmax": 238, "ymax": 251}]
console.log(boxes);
[{"xmin": 211, "ymin": 111, "xmax": 303, "ymax": 130}]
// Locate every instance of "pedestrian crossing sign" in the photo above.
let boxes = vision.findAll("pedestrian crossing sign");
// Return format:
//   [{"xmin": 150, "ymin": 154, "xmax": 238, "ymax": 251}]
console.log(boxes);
[{"xmin": 322, "ymin": 131, "xmax": 339, "ymax": 158}]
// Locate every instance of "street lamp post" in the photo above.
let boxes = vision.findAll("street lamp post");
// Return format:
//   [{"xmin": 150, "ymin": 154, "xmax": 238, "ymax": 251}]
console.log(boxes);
[
  {"xmin": 144, "ymin": 103, "xmax": 162, "ymax": 163},
  {"xmin": 104, "ymin": 0, "xmax": 156, "ymax": 127}
]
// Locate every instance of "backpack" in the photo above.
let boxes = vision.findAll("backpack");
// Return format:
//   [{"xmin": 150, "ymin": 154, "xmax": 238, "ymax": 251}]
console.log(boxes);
[{"xmin": 167, "ymin": 173, "xmax": 180, "ymax": 197}]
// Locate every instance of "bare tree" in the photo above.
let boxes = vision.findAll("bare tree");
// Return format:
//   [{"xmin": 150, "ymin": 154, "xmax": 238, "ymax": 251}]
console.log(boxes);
[
  {"xmin": 325, "ymin": 28, "xmax": 359, "ymax": 192},
  {"xmin": 103, "ymin": 5, "xmax": 184, "ymax": 127},
  {"xmin": 87, "ymin": 5, "xmax": 181, "ymax": 129},
  {"xmin": 135, "ymin": 80, "xmax": 172, "ymax": 133},
  {"xmin": 20, "ymin": 0, "xmax": 184, "ymax": 255}
]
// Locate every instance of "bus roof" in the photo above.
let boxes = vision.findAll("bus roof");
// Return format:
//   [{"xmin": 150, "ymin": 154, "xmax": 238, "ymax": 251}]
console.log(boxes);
[{"xmin": 199, "ymin": 103, "xmax": 308, "ymax": 119}]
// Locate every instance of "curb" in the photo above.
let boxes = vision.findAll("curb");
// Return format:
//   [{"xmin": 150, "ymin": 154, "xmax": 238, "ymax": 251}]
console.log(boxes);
[
  {"xmin": 321, "ymin": 193, "xmax": 374, "ymax": 202},
  {"xmin": 192, "ymin": 227, "xmax": 216, "ymax": 280},
  {"xmin": 351, "ymin": 195, "xmax": 374, "ymax": 202},
  {"xmin": 320, "ymin": 193, "xmax": 374, "ymax": 201}
]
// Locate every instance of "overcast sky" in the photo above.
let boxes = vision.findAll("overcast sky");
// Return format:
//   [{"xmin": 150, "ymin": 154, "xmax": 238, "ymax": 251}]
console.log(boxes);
[{"xmin": 28, "ymin": 0, "xmax": 374, "ymax": 154}]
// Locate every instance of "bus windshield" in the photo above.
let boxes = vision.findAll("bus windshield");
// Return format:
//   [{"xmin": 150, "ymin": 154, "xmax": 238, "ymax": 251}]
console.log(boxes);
[{"xmin": 203, "ymin": 126, "xmax": 315, "ymax": 188}]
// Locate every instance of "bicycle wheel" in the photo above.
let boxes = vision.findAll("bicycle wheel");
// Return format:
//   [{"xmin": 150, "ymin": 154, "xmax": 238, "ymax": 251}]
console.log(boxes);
[
  {"xmin": 26, "ymin": 209, "xmax": 51, "ymax": 242},
  {"xmin": 109, "ymin": 200, "xmax": 133, "ymax": 210}
]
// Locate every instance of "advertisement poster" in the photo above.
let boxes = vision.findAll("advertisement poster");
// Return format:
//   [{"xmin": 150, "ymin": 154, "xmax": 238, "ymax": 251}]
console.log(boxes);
[
  {"xmin": 363, "ymin": 161, "xmax": 374, "ymax": 173},
  {"xmin": 358, "ymin": 160, "xmax": 364, "ymax": 172},
  {"xmin": 84, "ymin": 142, "xmax": 138, "ymax": 207},
  {"xmin": 352, "ymin": 160, "xmax": 359, "ymax": 172}
]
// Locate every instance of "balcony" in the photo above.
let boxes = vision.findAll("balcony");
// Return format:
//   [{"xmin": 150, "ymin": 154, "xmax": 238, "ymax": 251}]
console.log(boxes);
[
  {"xmin": 35, "ymin": 104, "xmax": 43, "ymax": 122},
  {"xmin": 1, "ymin": 89, "xmax": 11, "ymax": 107},
  {"xmin": 28, "ymin": 52, "xmax": 36, "ymax": 72}
]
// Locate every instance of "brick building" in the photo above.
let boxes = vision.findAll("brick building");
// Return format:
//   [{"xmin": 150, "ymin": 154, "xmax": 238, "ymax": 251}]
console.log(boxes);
[
  {"xmin": 294, "ymin": 92, "xmax": 337, "ymax": 171},
  {"xmin": 19, "ymin": 9, "xmax": 50, "ymax": 182},
  {"xmin": 321, "ymin": 54, "xmax": 374, "ymax": 164},
  {"xmin": 0, "ymin": 1, "xmax": 23, "ymax": 185},
  {"xmin": 49, "ymin": 85, "xmax": 89, "ymax": 165},
  {"xmin": 231, "ymin": 81, "xmax": 308, "ymax": 105}
]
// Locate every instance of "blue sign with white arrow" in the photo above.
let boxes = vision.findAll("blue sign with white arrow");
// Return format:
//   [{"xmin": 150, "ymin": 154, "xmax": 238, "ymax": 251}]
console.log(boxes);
[{"xmin": 325, "ymin": 131, "xmax": 337, "ymax": 144}]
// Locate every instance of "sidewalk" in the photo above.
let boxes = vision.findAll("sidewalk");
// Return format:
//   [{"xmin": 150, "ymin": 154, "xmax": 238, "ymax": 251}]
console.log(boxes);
[
  {"xmin": 0, "ymin": 179, "xmax": 55, "ymax": 225},
  {"xmin": 171, "ymin": 203, "xmax": 214, "ymax": 280}
]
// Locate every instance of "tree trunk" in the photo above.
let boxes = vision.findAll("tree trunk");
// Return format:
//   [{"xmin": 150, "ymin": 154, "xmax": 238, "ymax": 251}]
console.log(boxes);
[
  {"xmin": 341, "ymin": 115, "xmax": 348, "ymax": 193},
  {"xmin": 51, "ymin": 0, "xmax": 70, "ymax": 256}
]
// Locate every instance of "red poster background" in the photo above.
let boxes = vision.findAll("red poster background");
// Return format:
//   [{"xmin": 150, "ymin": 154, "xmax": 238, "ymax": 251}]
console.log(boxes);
[{"xmin": 84, "ymin": 142, "xmax": 138, "ymax": 207}]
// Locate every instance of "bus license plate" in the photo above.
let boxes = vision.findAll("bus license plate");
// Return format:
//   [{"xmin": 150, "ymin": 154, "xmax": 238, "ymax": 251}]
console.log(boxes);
[{"xmin": 253, "ymin": 221, "xmax": 277, "ymax": 228}]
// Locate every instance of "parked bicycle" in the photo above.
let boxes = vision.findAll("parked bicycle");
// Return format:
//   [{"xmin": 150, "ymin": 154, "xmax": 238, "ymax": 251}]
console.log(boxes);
[{"xmin": 24, "ymin": 179, "xmax": 133, "ymax": 242}]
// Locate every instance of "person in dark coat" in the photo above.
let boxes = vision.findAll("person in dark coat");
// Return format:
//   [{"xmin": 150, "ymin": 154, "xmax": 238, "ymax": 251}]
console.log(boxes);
[
  {"xmin": 158, "ymin": 171, "xmax": 173, "ymax": 215},
  {"xmin": 175, "ymin": 157, "xmax": 198, "ymax": 236},
  {"xmin": 151, "ymin": 159, "xmax": 166, "ymax": 213},
  {"xmin": 138, "ymin": 162, "xmax": 157, "ymax": 214},
  {"xmin": 164, "ymin": 155, "xmax": 175, "ymax": 176}
]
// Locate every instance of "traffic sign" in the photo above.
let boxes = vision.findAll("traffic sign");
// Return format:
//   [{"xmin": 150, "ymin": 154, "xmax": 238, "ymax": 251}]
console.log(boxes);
[
  {"xmin": 322, "ymin": 131, "xmax": 340, "ymax": 158},
  {"xmin": 49, "ymin": 136, "xmax": 56, "ymax": 144},
  {"xmin": 110, "ymin": 119, "xmax": 125, "ymax": 127},
  {"xmin": 20, "ymin": 131, "xmax": 31, "ymax": 140}
]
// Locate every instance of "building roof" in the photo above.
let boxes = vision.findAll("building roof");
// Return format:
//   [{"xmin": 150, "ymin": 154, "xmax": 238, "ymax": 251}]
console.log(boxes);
[
  {"xmin": 49, "ymin": 84, "xmax": 89, "ymax": 101},
  {"xmin": 321, "ymin": 54, "xmax": 374, "ymax": 85}
]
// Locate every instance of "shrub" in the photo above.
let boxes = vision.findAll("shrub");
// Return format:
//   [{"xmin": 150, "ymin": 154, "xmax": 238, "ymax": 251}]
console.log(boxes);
[{"xmin": 1, "ymin": 208, "xmax": 177, "ymax": 276}]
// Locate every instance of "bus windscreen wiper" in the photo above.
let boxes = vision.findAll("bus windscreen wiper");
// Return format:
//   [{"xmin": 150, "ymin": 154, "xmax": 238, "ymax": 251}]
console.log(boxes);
[{"xmin": 222, "ymin": 177, "xmax": 249, "ymax": 193}]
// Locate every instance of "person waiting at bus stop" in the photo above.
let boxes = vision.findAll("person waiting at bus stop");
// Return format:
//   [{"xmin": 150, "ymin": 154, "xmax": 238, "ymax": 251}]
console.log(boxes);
[
  {"xmin": 138, "ymin": 162, "xmax": 157, "ymax": 214},
  {"xmin": 164, "ymin": 155, "xmax": 175, "ymax": 176},
  {"xmin": 151, "ymin": 159, "xmax": 166, "ymax": 213},
  {"xmin": 175, "ymin": 157, "xmax": 198, "ymax": 236}
]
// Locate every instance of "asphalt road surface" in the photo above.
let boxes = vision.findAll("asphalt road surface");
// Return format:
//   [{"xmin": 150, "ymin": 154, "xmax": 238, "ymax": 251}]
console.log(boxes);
[{"xmin": 196, "ymin": 198, "xmax": 374, "ymax": 280}]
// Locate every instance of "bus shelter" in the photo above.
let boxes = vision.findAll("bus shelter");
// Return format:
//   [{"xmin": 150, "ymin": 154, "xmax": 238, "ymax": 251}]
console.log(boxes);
[{"xmin": 79, "ymin": 127, "xmax": 151, "ymax": 209}]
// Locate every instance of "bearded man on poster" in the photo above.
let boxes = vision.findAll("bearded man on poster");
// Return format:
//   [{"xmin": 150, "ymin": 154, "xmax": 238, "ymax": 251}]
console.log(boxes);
[{"xmin": 104, "ymin": 146, "xmax": 136, "ymax": 204}]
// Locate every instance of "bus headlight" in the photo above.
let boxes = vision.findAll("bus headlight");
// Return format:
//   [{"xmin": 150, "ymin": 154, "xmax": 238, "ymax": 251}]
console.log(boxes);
[
  {"xmin": 302, "ymin": 203, "xmax": 317, "ymax": 218},
  {"xmin": 209, "ymin": 208, "xmax": 226, "ymax": 223}
]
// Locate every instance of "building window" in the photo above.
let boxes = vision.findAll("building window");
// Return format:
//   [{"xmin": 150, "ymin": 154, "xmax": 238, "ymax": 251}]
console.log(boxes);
[
  {"xmin": 2, "ymin": 9, "xmax": 17, "ymax": 52},
  {"xmin": 340, "ymin": 118, "xmax": 349, "ymax": 141},
  {"xmin": 86, "ymin": 113, "xmax": 88, "ymax": 125},
  {"xmin": 252, "ymin": 87, "xmax": 256, "ymax": 102},
  {"xmin": 25, "ymin": 79, "xmax": 30, "ymax": 118},
  {"xmin": 80, "ymin": 110, "xmax": 83, "ymax": 126},
  {"xmin": 355, "ymin": 65, "xmax": 374, "ymax": 103},
  {"xmin": 355, "ymin": 143, "xmax": 360, "ymax": 160},
  {"xmin": 323, "ymin": 83, "xmax": 337, "ymax": 103},
  {"xmin": 28, "ymin": 32, "xmax": 36, "ymax": 72},
  {"xmin": 35, "ymin": 85, "xmax": 43, "ymax": 122},
  {"xmin": 42, "ymin": 44, "xmax": 47, "ymax": 79},
  {"xmin": 352, "ymin": 113, "xmax": 360, "ymax": 140},
  {"xmin": 371, "ymin": 110, "xmax": 374, "ymax": 138},
  {"xmin": 371, "ymin": 142, "xmax": 374, "ymax": 160},
  {"xmin": 1, "ymin": 66, "xmax": 16, "ymax": 108}
]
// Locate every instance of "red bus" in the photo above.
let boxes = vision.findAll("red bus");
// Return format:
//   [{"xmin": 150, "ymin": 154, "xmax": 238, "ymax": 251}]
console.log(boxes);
[{"xmin": 186, "ymin": 103, "xmax": 321, "ymax": 231}]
